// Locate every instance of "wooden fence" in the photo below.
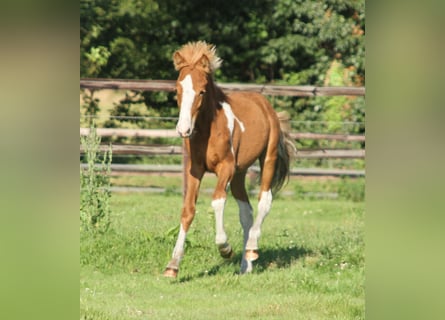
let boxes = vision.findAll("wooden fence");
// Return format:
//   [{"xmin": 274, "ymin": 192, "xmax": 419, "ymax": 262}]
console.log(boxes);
[
  {"xmin": 80, "ymin": 163, "xmax": 365, "ymax": 178},
  {"xmin": 79, "ymin": 128, "xmax": 365, "ymax": 159},
  {"xmin": 80, "ymin": 143, "xmax": 364, "ymax": 159},
  {"xmin": 80, "ymin": 78, "xmax": 365, "ymax": 178},
  {"xmin": 79, "ymin": 127, "xmax": 365, "ymax": 177},
  {"xmin": 79, "ymin": 128, "xmax": 365, "ymax": 142},
  {"xmin": 80, "ymin": 78, "xmax": 365, "ymax": 97}
]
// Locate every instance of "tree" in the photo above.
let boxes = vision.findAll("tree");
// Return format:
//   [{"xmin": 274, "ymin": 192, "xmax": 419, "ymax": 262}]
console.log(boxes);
[{"xmin": 80, "ymin": 0, "xmax": 365, "ymax": 133}]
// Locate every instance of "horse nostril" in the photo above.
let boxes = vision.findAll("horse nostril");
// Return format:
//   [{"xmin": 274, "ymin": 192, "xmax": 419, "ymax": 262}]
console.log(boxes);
[
  {"xmin": 178, "ymin": 128, "xmax": 191, "ymax": 138},
  {"xmin": 176, "ymin": 123, "xmax": 192, "ymax": 137}
]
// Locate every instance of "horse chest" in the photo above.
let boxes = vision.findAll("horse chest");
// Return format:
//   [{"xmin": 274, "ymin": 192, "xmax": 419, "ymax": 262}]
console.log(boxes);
[{"xmin": 206, "ymin": 133, "xmax": 235, "ymax": 171}]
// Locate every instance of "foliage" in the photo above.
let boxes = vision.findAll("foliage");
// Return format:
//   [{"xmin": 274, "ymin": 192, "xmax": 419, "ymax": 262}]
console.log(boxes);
[
  {"xmin": 80, "ymin": 0, "xmax": 365, "ymax": 131},
  {"xmin": 80, "ymin": 125, "xmax": 112, "ymax": 233},
  {"xmin": 80, "ymin": 89, "xmax": 100, "ymax": 127},
  {"xmin": 80, "ymin": 0, "xmax": 365, "ymax": 82}
]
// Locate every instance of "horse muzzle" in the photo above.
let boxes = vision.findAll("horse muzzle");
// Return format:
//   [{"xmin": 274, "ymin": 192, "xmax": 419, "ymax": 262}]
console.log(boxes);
[
  {"xmin": 176, "ymin": 125, "xmax": 192, "ymax": 138},
  {"xmin": 176, "ymin": 118, "xmax": 195, "ymax": 138}
]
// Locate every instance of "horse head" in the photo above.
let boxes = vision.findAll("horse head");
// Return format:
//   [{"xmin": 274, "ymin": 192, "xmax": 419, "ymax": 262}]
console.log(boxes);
[{"xmin": 172, "ymin": 41, "xmax": 222, "ymax": 138}]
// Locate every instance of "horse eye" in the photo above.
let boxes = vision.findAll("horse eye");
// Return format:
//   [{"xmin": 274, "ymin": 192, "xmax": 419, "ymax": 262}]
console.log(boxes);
[{"xmin": 199, "ymin": 90, "xmax": 206, "ymax": 96}]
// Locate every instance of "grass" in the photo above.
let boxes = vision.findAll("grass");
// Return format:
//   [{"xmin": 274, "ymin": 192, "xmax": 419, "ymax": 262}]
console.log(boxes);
[
  {"xmin": 80, "ymin": 179, "xmax": 364, "ymax": 319},
  {"xmin": 110, "ymin": 175, "xmax": 365, "ymax": 201}
]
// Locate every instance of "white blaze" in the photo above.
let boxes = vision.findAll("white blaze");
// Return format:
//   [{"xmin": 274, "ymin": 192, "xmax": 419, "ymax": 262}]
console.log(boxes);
[{"xmin": 177, "ymin": 74, "xmax": 196, "ymax": 136}]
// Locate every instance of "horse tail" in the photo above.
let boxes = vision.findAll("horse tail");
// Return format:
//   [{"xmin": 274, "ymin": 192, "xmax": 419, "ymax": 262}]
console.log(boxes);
[{"xmin": 270, "ymin": 111, "xmax": 297, "ymax": 195}]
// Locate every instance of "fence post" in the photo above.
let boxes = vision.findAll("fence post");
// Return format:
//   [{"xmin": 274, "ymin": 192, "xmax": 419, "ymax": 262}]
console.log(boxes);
[{"xmin": 182, "ymin": 139, "xmax": 188, "ymax": 199}]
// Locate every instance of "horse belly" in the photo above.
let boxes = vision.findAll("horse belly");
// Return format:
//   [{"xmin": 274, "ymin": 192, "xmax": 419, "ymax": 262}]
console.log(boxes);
[
  {"xmin": 235, "ymin": 128, "xmax": 268, "ymax": 170},
  {"xmin": 228, "ymin": 92, "xmax": 274, "ymax": 170}
]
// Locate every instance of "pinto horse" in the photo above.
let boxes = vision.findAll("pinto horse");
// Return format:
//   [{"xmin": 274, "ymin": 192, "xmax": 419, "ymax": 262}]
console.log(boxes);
[{"xmin": 164, "ymin": 41, "xmax": 296, "ymax": 277}]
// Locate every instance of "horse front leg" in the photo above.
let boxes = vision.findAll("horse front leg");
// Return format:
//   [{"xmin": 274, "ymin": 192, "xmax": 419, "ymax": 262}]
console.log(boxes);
[
  {"xmin": 163, "ymin": 168, "xmax": 203, "ymax": 278},
  {"xmin": 212, "ymin": 165, "xmax": 235, "ymax": 259},
  {"xmin": 212, "ymin": 197, "xmax": 234, "ymax": 259}
]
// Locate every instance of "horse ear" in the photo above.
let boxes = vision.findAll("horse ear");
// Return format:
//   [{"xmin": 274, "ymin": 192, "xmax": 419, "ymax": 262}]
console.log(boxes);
[
  {"xmin": 197, "ymin": 54, "xmax": 211, "ymax": 73},
  {"xmin": 173, "ymin": 51, "xmax": 186, "ymax": 70}
]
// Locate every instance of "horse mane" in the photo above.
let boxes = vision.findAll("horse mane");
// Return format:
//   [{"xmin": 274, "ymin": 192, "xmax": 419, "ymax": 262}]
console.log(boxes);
[{"xmin": 173, "ymin": 41, "xmax": 222, "ymax": 73}]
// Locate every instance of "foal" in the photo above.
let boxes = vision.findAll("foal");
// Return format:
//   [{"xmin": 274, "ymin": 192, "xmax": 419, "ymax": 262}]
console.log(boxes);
[{"xmin": 164, "ymin": 41, "xmax": 295, "ymax": 277}]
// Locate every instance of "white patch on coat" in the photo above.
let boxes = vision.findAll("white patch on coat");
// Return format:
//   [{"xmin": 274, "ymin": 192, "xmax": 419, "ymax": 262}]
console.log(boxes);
[
  {"xmin": 220, "ymin": 102, "xmax": 245, "ymax": 155},
  {"xmin": 220, "ymin": 102, "xmax": 245, "ymax": 135},
  {"xmin": 176, "ymin": 74, "xmax": 196, "ymax": 136}
]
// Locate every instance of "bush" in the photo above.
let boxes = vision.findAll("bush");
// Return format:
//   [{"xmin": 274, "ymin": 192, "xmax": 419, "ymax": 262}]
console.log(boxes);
[{"xmin": 80, "ymin": 126, "xmax": 112, "ymax": 233}]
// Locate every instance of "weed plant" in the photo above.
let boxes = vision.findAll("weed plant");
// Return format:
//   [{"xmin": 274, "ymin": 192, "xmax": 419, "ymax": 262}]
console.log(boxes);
[{"xmin": 80, "ymin": 126, "xmax": 112, "ymax": 233}]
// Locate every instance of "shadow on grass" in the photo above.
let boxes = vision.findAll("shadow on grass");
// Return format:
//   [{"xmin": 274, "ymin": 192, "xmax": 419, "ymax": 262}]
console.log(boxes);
[
  {"xmin": 253, "ymin": 245, "xmax": 312, "ymax": 272},
  {"xmin": 178, "ymin": 245, "xmax": 312, "ymax": 282}
]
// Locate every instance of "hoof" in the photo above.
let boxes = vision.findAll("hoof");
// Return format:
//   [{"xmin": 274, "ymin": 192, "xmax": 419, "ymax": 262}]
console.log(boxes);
[
  {"xmin": 245, "ymin": 250, "xmax": 259, "ymax": 261},
  {"xmin": 163, "ymin": 267, "xmax": 178, "ymax": 278},
  {"xmin": 220, "ymin": 248, "xmax": 234, "ymax": 259},
  {"xmin": 219, "ymin": 243, "xmax": 234, "ymax": 259}
]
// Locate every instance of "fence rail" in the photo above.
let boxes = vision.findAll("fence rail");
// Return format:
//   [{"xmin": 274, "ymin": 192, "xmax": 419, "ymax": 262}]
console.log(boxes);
[
  {"xmin": 80, "ymin": 78, "xmax": 365, "ymax": 97},
  {"xmin": 80, "ymin": 128, "xmax": 179, "ymax": 138},
  {"xmin": 80, "ymin": 163, "xmax": 365, "ymax": 178},
  {"xmin": 79, "ymin": 128, "xmax": 365, "ymax": 142},
  {"xmin": 80, "ymin": 79, "xmax": 365, "ymax": 179},
  {"xmin": 80, "ymin": 144, "xmax": 364, "ymax": 159}
]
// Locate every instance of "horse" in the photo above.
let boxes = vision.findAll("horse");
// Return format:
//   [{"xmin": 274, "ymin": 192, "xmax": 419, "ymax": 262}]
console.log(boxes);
[{"xmin": 163, "ymin": 41, "xmax": 296, "ymax": 278}]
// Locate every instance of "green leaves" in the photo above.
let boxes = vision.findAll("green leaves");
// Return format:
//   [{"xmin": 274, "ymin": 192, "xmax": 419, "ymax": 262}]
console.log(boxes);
[
  {"xmin": 84, "ymin": 46, "xmax": 111, "ymax": 76},
  {"xmin": 80, "ymin": 0, "xmax": 364, "ymax": 83},
  {"xmin": 80, "ymin": 0, "xmax": 365, "ymax": 135}
]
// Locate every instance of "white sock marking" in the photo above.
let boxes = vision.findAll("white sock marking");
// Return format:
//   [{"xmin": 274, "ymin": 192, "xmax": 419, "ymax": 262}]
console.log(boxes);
[
  {"xmin": 258, "ymin": 190, "xmax": 272, "ymax": 215},
  {"xmin": 212, "ymin": 198, "xmax": 227, "ymax": 245},
  {"xmin": 246, "ymin": 190, "xmax": 273, "ymax": 250},
  {"xmin": 236, "ymin": 199, "xmax": 254, "ymax": 274},
  {"xmin": 172, "ymin": 224, "xmax": 187, "ymax": 260}
]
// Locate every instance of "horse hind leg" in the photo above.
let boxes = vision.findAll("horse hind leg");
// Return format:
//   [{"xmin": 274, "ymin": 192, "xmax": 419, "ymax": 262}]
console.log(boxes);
[
  {"xmin": 245, "ymin": 189, "xmax": 272, "ymax": 261},
  {"xmin": 245, "ymin": 151, "xmax": 277, "ymax": 262},
  {"xmin": 230, "ymin": 172, "xmax": 254, "ymax": 274}
]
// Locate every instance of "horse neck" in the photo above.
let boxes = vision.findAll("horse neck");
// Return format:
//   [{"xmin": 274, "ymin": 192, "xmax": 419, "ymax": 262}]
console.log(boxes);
[
  {"xmin": 206, "ymin": 75, "xmax": 226, "ymax": 105},
  {"xmin": 195, "ymin": 75, "xmax": 226, "ymax": 135}
]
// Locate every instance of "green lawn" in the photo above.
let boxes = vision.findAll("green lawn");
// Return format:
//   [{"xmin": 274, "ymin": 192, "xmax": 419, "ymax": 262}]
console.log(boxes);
[{"xmin": 80, "ymin": 187, "xmax": 364, "ymax": 319}]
